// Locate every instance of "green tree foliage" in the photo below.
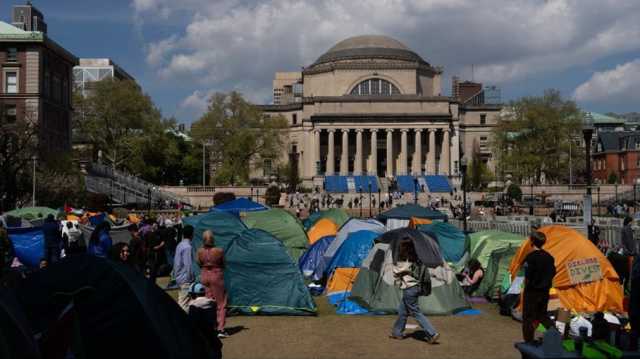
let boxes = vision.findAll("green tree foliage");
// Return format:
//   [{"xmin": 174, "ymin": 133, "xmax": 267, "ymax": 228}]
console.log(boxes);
[
  {"xmin": 507, "ymin": 183, "xmax": 523, "ymax": 202},
  {"xmin": 466, "ymin": 142, "xmax": 495, "ymax": 190},
  {"xmin": 607, "ymin": 171, "xmax": 619, "ymax": 184},
  {"xmin": 190, "ymin": 92, "xmax": 288, "ymax": 185},
  {"xmin": 492, "ymin": 89, "xmax": 582, "ymax": 184},
  {"xmin": 264, "ymin": 185, "xmax": 281, "ymax": 206}
]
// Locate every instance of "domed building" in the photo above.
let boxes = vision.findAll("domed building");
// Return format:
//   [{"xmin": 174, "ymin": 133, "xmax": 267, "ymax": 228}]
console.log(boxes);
[{"xmin": 258, "ymin": 35, "xmax": 501, "ymax": 192}]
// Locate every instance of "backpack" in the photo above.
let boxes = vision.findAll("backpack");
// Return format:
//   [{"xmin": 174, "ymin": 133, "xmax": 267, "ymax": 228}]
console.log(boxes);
[{"xmin": 411, "ymin": 262, "xmax": 432, "ymax": 296}]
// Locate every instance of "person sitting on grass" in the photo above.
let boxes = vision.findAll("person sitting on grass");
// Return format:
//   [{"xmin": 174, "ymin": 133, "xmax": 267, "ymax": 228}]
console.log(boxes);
[{"xmin": 459, "ymin": 258, "xmax": 484, "ymax": 296}]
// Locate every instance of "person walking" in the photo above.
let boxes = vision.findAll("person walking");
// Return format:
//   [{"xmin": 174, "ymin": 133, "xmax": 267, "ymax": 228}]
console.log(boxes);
[
  {"xmin": 390, "ymin": 239, "xmax": 440, "ymax": 344},
  {"xmin": 87, "ymin": 221, "xmax": 112, "ymax": 259},
  {"xmin": 197, "ymin": 230, "xmax": 229, "ymax": 338},
  {"xmin": 522, "ymin": 231, "xmax": 556, "ymax": 343},
  {"xmin": 42, "ymin": 214, "xmax": 62, "ymax": 264},
  {"xmin": 174, "ymin": 224, "xmax": 195, "ymax": 311}
]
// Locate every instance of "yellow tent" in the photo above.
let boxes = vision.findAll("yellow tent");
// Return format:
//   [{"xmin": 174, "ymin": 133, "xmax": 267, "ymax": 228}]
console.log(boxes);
[
  {"xmin": 326, "ymin": 268, "xmax": 360, "ymax": 294},
  {"xmin": 307, "ymin": 218, "xmax": 338, "ymax": 245},
  {"xmin": 66, "ymin": 214, "xmax": 80, "ymax": 221},
  {"xmin": 409, "ymin": 217, "xmax": 432, "ymax": 228},
  {"xmin": 509, "ymin": 225, "xmax": 623, "ymax": 313}
]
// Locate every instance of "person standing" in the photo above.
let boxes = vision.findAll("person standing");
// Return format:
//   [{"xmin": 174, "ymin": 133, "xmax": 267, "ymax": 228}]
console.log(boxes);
[
  {"xmin": 621, "ymin": 216, "xmax": 638, "ymax": 289},
  {"xmin": 522, "ymin": 231, "xmax": 556, "ymax": 343},
  {"xmin": 173, "ymin": 225, "xmax": 195, "ymax": 311},
  {"xmin": 197, "ymin": 230, "xmax": 229, "ymax": 338},
  {"xmin": 390, "ymin": 239, "xmax": 440, "ymax": 344},
  {"xmin": 127, "ymin": 224, "xmax": 144, "ymax": 272},
  {"xmin": 87, "ymin": 222, "xmax": 112, "ymax": 259},
  {"xmin": 0, "ymin": 221, "xmax": 12, "ymax": 274},
  {"xmin": 42, "ymin": 214, "xmax": 62, "ymax": 264}
]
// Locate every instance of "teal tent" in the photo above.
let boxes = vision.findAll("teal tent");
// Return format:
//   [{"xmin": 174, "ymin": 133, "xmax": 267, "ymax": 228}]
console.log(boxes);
[
  {"xmin": 303, "ymin": 208, "xmax": 350, "ymax": 230},
  {"xmin": 224, "ymin": 229, "xmax": 316, "ymax": 315},
  {"xmin": 242, "ymin": 208, "xmax": 308, "ymax": 260},
  {"xmin": 417, "ymin": 222, "xmax": 466, "ymax": 263},
  {"xmin": 377, "ymin": 204, "xmax": 446, "ymax": 230}
]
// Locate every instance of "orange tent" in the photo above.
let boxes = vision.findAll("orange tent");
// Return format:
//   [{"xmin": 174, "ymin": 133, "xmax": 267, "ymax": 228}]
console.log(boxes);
[
  {"xmin": 66, "ymin": 214, "xmax": 80, "ymax": 221},
  {"xmin": 509, "ymin": 225, "xmax": 623, "ymax": 313},
  {"xmin": 326, "ymin": 268, "xmax": 360, "ymax": 294},
  {"xmin": 127, "ymin": 214, "xmax": 141, "ymax": 224},
  {"xmin": 307, "ymin": 218, "xmax": 338, "ymax": 245},
  {"xmin": 409, "ymin": 217, "xmax": 432, "ymax": 228}
]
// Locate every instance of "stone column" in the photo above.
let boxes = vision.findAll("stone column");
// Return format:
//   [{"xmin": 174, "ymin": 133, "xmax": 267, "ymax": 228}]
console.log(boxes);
[
  {"xmin": 413, "ymin": 129, "xmax": 423, "ymax": 175},
  {"xmin": 400, "ymin": 129, "xmax": 408, "ymax": 175},
  {"xmin": 370, "ymin": 129, "xmax": 378, "ymax": 176},
  {"xmin": 439, "ymin": 128, "xmax": 450, "ymax": 175},
  {"xmin": 326, "ymin": 129, "xmax": 335, "ymax": 175},
  {"xmin": 314, "ymin": 129, "xmax": 321, "ymax": 176},
  {"xmin": 340, "ymin": 129, "xmax": 349, "ymax": 175},
  {"xmin": 427, "ymin": 128, "xmax": 436, "ymax": 175},
  {"xmin": 386, "ymin": 129, "xmax": 393, "ymax": 177},
  {"xmin": 354, "ymin": 129, "xmax": 363, "ymax": 175}
]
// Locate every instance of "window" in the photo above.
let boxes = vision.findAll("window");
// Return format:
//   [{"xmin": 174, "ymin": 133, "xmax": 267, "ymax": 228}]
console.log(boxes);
[
  {"xmin": 480, "ymin": 114, "xmax": 487, "ymax": 125},
  {"xmin": 263, "ymin": 159, "xmax": 273, "ymax": 176},
  {"xmin": 5, "ymin": 71, "xmax": 17, "ymax": 93},
  {"xmin": 292, "ymin": 113, "xmax": 297, "ymax": 125},
  {"xmin": 480, "ymin": 136, "xmax": 488, "ymax": 141},
  {"xmin": 637, "ymin": 159, "xmax": 640, "ymax": 168},
  {"xmin": 349, "ymin": 78, "xmax": 400, "ymax": 96},
  {"xmin": 7, "ymin": 48, "xmax": 17, "ymax": 62},
  {"xmin": 4, "ymin": 105, "xmax": 16, "ymax": 123}
]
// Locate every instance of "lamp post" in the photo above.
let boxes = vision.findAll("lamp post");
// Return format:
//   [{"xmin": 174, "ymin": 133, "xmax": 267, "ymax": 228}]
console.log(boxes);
[
  {"xmin": 31, "ymin": 155, "xmax": 37, "ymax": 207},
  {"xmin": 377, "ymin": 188, "xmax": 381, "ymax": 212},
  {"xmin": 583, "ymin": 126, "xmax": 594, "ymax": 242},
  {"xmin": 529, "ymin": 181, "xmax": 534, "ymax": 216},
  {"xmin": 597, "ymin": 186, "xmax": 601, "ymax": 216},
  {"xmin": 460, "ymin": 158, "xmax": 468, "ymax": 233},
  {"xmin": 357, "ymin": 186, "xmax": 362, "ymax": 218},
  {"xmin": 413, "ymin": 177, "xmax": 418, "ymax": 205},
  {"xmin": 250, "ymin": 187, "xmax": 254, "ymax": 202},
  {"xmin": 202, "ymin": 141, "xmax": 206, "ymax": 187},
  {"xmin": 368, "ymin": 182, "xmax": 372, "ymax": 218}
]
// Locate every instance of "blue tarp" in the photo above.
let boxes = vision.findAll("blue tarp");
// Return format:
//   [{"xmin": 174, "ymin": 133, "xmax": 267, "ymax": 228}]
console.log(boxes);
[
  {"xmin": 353, "ymin": 176, "xmax": 379, "ymax": 193},
  {"xmin": 324, "ymin": 176, "xmax": 348, "ymax": 193},
  {"xmin": 417, "ymin": 222, "xmax": 466, "ymax": 263},
  {"xmin": 327, "ymin": 291, "xmax": 369, "ymax": 315},
  {"xmin": 326, "ymin": 230, "xmax": 379, "ymax": 274},
  {"xmin": 298, "ymin": 235, "xmax": 335, "ymax": 281},
  {"xmin": 424, "ymin": 175, "xmax": 452, "ymax": 193},
  {"xmin": 211, "ymin": 198, "xmax": 268, "ymax": 215},
  {"xmin": 8, "ymin": 227, "xmax": 44, "ymax": 267},
  {"xmin": 88, "ymin": 213, "xmax": 106, "ymax": 226},
  {"xmin": 396, "ymin": 176, "xmax": 417, "ymax": 193}
]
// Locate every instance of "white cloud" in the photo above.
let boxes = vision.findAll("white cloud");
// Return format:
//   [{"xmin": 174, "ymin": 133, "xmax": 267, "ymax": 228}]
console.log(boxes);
[
  {"xmin": 134, "ymin": 0, "xmax": 640, "ymax": 105},
  {"xmin": 574, "ymin": 59, "xmax": 640, "ymax": 103},
  {"xmin": 179, "ymin": 90, "xmax": 213, "ymax": 112}
]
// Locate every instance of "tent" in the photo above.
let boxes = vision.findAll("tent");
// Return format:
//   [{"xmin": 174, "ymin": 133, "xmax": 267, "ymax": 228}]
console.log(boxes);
[
  {"xmin": 326, "ymin": 230, "xmax": 380, "ymax": 274},
  {"xmin": 211, "ymin": 197, "xmax": 268, "ymax": 216},
  {"xmin": 79, "ymin": 223, "xmax": 132, "ymax": 247},
  {"xmin": 303, "ymin": 208, "xmax": 350, "ymax": 231},
  {"xmin": 242, "ymin": 208, "xmax": 308, "ymax": 260},
  {"xmin": 409, "ymin": 217, "xmax": 432, "ymax": 228},
  {"xmin": 0, "ymin": 215, "xmax": 32, "ymax": 229},
  {"xmin": 224, "ymin": 229, "xmax": 316, "ymax": 315},
  {"xmin": 509, "ymin": 225, "xmax": 623, "ymax": 313},
  {"xmin": 7, "ymin": 255, "xmax": 221, "ymax": 359},
  {"xmin": 299, "ymin": 235, "xmax": 335, "ymax": 280},
  {"xmin": 468, "ymin": 231, "xmax": 525, "ymax": 298},
  {"xmin": 417, "ymin": 222, "xmax": 466, "ymax": 263},
  {"xmin": 307, "ymin": 218, "xmax": 338, "ymax": 245},
  {"xmin": 5, "ymin": 207, "xmax": 59, "ymax": 221},
  {"xmin": 323, "ymin": 218, "xmax": 386, "ymax": 263},
  {"xmin": 7, "ymin": 227, "xmax": 43, "ymax": 268},
  {"xmin": 350, "ymin": 228, "xmax": 470, "ymax": 315},
  {"xmin": 377, "ymin": 204, "xmax": 447, "ymax": 230}
]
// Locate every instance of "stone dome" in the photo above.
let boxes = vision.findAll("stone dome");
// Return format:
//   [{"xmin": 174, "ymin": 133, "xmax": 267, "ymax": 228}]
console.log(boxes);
[{"xmin": 311, "ymin": 35, "xmax": 428, "ymax": 67}]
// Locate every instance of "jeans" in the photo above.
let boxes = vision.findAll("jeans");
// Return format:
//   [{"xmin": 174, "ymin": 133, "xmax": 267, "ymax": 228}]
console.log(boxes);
[
  {"xmin": 522, "ymin": 289, "xmax": 554, "ymax": 342},
  {"xmin": 392, "ymin": 285, "xmax": 437, "ymax": 338}
]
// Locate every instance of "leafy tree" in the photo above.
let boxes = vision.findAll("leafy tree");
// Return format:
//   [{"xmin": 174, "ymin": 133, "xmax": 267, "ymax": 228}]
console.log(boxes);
[
  {"xmin": 507, "ymin": 183, "xmax": 523, "ymax": 202},
  {"xmin": 607, "ymin": 171, "xmax": 619, "ymax": 184},
  {"xmin": 264, "ymin": 185, "xmax": 281, "ymax": 206},
  {"xmin": 467, "ymin": 140, "xmax": 495, "ymax": 190},
  {"xmin": 492, "ymin": 89, "xmax": 582, "ymax": 184},
  {"xmin": 190, "ymin": 92, "xmax": 288, "ymax": 185}
]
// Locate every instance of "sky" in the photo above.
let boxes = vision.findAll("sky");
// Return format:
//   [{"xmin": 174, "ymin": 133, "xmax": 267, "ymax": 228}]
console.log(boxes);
[{"xmin": 3, "ymin": 0, "xmax": 640, "ymax": 124}]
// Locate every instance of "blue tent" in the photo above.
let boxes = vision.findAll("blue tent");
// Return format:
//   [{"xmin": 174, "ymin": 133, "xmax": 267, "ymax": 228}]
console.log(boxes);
[
  {"xmin": 298, "ymin": 235, "xmax": 335, "ymax": 281},
  {"xmin": 417, "ymin": 222, "xmax": 466, "ymax": 263},
  {"xmin": 8, "ymin": 226, "xmax": 44, "ymax": 267},
  {"xmin": 326, "ymin": 230, "xmax": 379, "ymax": 274},
  {"xmin": 210, "ymin": 198, "xmax": 268, "ymax": 216}
]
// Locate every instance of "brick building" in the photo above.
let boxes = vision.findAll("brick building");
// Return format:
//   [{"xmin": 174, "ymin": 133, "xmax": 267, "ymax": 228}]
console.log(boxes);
[
  {"xmin": 0, "ymin": 2, "xmax": 77, "ymax": 155},
  {"xmin": 593, "ymin": 131, "xmax": 640, "ymax": 184}
]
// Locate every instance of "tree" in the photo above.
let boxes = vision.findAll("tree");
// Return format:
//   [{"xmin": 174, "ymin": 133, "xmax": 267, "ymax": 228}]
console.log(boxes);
[
  {"xmin": 492, "ymin": 89, "xmax": 582, "ymax": 184},
  {"xmin": 190, "ymin": 92, "xmax": 288, "ymax": 185},
  {"xmin": 507, "ymin": 183, "xmax": 522, "ymax": 202},
  {"xmin": 467, "ymin": 140, "xmax": 495, "ymax": 190},
  {"xmin": 74, "ymin": 79, "xmax": 164, "ymax": 172},
  {"xmin": 607, "ymin": 171, "xmax": 619, "ymax": 184}
]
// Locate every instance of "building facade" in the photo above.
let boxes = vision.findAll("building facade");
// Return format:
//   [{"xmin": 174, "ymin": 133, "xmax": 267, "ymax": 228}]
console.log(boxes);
[
  {"xmin": 593, "ymin": 131, "xmax": 640, "ymax": 185},
  {"xmin": 0, "ymin": 3, "xmax": 77, "ymax": 155},
  {"xmin": 258, "ymin": 35, "xmax": 501, "ymax": 189},
  {"xmin": 73, "ymin": 58, "xmax": 135, "ymax": 96}
]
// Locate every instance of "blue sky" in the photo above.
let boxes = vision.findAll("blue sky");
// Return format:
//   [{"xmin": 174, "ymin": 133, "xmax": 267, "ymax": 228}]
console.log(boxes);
[{"xmin": 3, "ymin": 0, "xmax": 640, "ymax": 124}]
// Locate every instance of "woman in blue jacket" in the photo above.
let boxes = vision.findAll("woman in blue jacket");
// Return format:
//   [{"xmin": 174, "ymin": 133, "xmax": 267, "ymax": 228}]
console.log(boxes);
[{"xmin": 87, "ymin": 221, "xmax": 112, "ymax": 258}]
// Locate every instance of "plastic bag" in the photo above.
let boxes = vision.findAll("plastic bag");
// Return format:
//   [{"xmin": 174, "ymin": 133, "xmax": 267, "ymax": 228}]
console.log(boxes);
[{"xmin": 570, "ymin": 316, "xmax": 592, "ymax": 337}]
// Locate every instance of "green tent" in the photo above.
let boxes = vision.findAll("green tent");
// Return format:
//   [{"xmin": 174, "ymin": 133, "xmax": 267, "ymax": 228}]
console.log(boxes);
[
  {"xmin": 5, "ymin": 207, "xmax": 59, "ymax": 221},
  {"xmin": 224, "ymin": 229, "xmax": 317, "ymax": 315},
  {"xmin": 242, "ymin": 208, "xmax": 308, "ymax": 260},
  {"xmin": 303, "ymin": 208, "xmax": 350, "ymax": 230},
  {"xmin": 468, "ymin": 231, "xmax": 524, "ymax": 298}
]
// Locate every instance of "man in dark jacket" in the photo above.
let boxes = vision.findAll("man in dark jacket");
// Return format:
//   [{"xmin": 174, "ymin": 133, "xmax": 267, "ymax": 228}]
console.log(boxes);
[
  {"xmin": 522, "ymin": 231, "xmax": 556, "ymax": 343},
  {"xmin": 42, "ymin": 214, "xmax": 62, "ymax": 264},
  {"xmin": 621, "ymin": 216, "xmax": 637, "ymax": 289}
]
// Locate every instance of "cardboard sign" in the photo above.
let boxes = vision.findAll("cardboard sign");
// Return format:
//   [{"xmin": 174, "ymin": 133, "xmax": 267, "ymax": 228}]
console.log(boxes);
[{"xmin": 566, "ymin": 257, "xmax": 602, "ymax": 285}]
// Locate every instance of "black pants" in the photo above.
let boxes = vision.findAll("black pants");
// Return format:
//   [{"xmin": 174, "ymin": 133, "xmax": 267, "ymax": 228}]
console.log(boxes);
[{"xmin": 522, "ymin": 289, "xmax": 553, "ymax": 342}]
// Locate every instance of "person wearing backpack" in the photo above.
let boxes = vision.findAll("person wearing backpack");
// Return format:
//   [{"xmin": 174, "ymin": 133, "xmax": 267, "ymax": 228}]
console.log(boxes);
[{"xmin": 390, "ymin": 239, "xmax": 440, "ymax": 344}]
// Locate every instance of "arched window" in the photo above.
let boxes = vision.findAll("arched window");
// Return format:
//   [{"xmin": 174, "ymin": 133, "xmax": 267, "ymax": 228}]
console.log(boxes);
[{"xmin": 349, "ymin": 78, "xmax": 401, "ymax": 96}]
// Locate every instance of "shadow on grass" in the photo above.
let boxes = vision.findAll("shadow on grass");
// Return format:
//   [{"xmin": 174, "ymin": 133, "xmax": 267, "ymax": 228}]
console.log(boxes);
[
  {"xmin": 407, "ymin": 331, "xmax": 440, "ymax": 345},
  {"xmin": 226, "ymin": 326, "xmax": 248, "ymax": 336}
]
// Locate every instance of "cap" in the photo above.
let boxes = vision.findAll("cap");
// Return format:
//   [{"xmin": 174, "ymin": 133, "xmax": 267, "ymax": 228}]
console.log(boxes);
[{"xmin": 189, "ymin": 282, "xmax": 206, "ymax": 295}]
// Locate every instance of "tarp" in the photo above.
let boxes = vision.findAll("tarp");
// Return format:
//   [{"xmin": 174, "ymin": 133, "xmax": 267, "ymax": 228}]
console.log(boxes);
[
  {"xmin": 303, "ymin": 208, "xmax": 350, "ymax": 231},
  {"xmin": 326, "ymin": 230, "xmax": 379, "ymax": 274},
  {"xmin": 323, "ymin": 218, "xmax": 385, "ymax": 262},
  {"xmin": 469, "ymin": 230, "xmax": 524, "ymax": 298},
  {"xmin": 242, "ymin": 208, "xmax": 308, "ymax": 260},
  {"xmin": 307, "ymin": 218, "xmax": 338, "ymax": 245},
  {"xmin": 409, "ymin": 217, "xmax": 432, "ymax": 228},
  {"xmin": 7, "ymin": 227, "xmax": 43, "ymax": 268},
  {"xmin": 417, "ymin": 222, "xmax": 466, "ymax": 263},
  {"xmin": 299, "ymin": 236, "xmax": 335, "ymax": 280},
  {"xmin": 509, "ymin": 225, "xmax": 623, "ymax": 313},
  {"xmin": 5, "ymin": 207, "xmax": 59, "ymax": 221},
  {"xmin": 8, "ymin": 255, "xmax": 221, "ymax": 359},
  {"xmin": 0, "ymin": 215, "xmax": 32, "ymax": 229},
  {"xmin": 377, "ymin": 204, "xmax": 447, "ymax": 222},
  {"xmin": 211, "ymin": 197, "xmax": 268, "ymax": 216},
  {"xmin": 224, "ymin": 229, "xmax": 316, "ymax": 315}
]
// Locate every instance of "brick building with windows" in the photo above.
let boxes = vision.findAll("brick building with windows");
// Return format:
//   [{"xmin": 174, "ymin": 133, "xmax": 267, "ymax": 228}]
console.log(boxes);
[
  {"xmin": 593, "ymin": 131, "xmax": 640, "ymax": 184},
  {"xmin": 0, "ymin": 2, "xmax": 77, "ymax": 155}
]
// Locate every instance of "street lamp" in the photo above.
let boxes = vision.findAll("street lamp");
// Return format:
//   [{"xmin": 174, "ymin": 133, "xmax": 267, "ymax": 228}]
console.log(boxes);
[
  {"xmin": 460, "ymin": 158, "xmax": 468, "ymax": 233},
  {"xmin": 368, "ymin": 182, "xmax": 372, "ymax": 217},
  {"xmin": 413, "ymin": 177, "xmax": 418, "ymax": 205},
  {"xmin": 359, "ymin": 186, "xmax": 363, "ymax": 218},
  {"xmin": 530, "ymin": 181, "xmax": 534, "ymax": 216},
  {"xmin": 583, "ymin": 126, "xmax": 594, "ymax": 241},
  {"xmin": 377, "ymin": 188, "xmax": 381, "ymax": 211},
  {"xmin": 31, "ymin": 155, "xmax": 37, "ymax": 207}
]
